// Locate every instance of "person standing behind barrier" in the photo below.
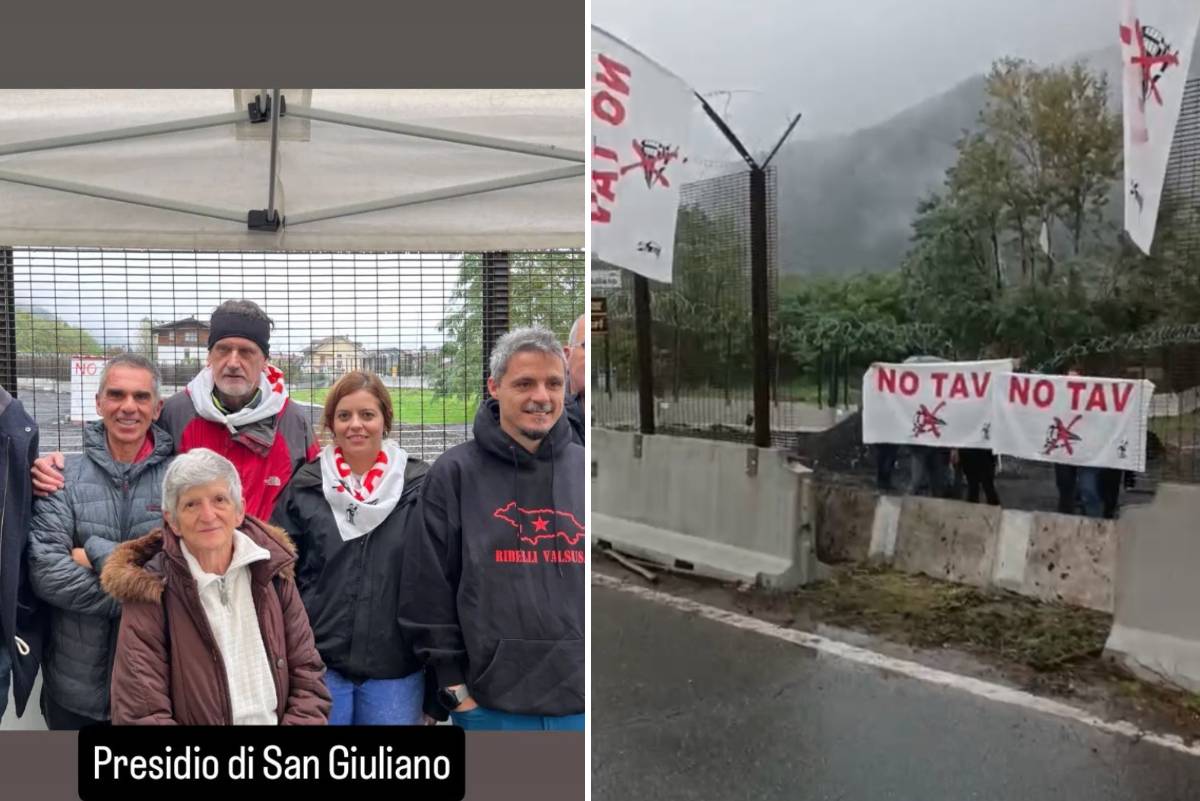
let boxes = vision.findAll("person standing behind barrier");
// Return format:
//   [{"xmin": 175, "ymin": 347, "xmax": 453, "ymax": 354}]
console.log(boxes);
[
  {"xmin": 1055, "ymin": 366, "xmax": 1084, "ymax": 515},
  {"xmin": 875, "ymin": 443, "xmax": 899, "ymax": 492},
  {"xmin": 103, "ymin": 449, "xmax": 330, "ymax": 725},
  {"xmin": 26, "ymin": 354, "xmax": 174, "ymax": 729},
  {"xmin": 399, "ymin": 327, "xmax": 584, "ymax": 731},
  {"xmin": 31, "ymin": 300, "xmax": 318, "ymax": 521},
  {"xmin": 958, "ymin": 448, "xmax": 1000, "ymax": 505},
  {"xmin": 270, "ymin": 371, "xmax": 433, "ymax": 725},
  {"xmin": 0, "ymin": 383, "xmax": 45, "ymax": 721},
  {"xmin": 563, "ymin": 314, "xmax": 586, "ymax": 446},
  {"xmin": 902, "ymin": 355, "xmax": 953, "ymax": 498}
]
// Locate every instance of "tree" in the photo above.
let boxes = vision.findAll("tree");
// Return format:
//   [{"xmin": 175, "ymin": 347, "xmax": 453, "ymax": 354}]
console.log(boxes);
[
  {"xmin": 892, "ymin": 56, "xmax": 1125, "ymax": 364},
  {"xmin": 979, "ymin": 58, "xmax": 1121, "ymax": 280},
  {"xmin": 15, "ymin": 309, "xmax": 101, "ymax": 355},
  {"xmin": 432, "ymin": 252, "xmax": 584, "ymax": 399},
  {"xmin": 670, "ymin": 206, "xmax": 750, "ymax": 403},
  {"xmin": 134, "ymin": 317, "xmax": 159, "ymax": 360}
]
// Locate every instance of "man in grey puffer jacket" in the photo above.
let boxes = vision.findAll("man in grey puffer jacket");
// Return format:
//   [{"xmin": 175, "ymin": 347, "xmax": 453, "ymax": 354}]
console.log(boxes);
[{"xmin": 27, "ymin": 354, "xmax": 173, "ymax": 728}]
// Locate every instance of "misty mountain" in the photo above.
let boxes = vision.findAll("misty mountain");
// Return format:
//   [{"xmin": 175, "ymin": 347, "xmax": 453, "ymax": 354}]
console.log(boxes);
[{"xmin": 772, "ymin": 44, "xmax": 1131, "ymax": 275}]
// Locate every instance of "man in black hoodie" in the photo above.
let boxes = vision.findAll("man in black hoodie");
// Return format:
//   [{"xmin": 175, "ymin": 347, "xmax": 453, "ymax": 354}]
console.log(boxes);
[{"xmin": 400, "ymin": 326, "xmax": 585, "ymax": 731}]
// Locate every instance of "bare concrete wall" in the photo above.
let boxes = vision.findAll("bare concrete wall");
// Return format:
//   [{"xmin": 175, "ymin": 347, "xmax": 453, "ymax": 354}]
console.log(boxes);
[
  {"xmin": 813, "ymin": 483, "xmax": 876, "ymax": 563},
  {"xmin": 1022, "ymin": 513, "xmax": 1116, "ymax": 612},
  {"xmin": 1106, "ymin": 482, "xmax": 1200, "ymax": 692},
  {"xmin": 592, "ymin": 429, "xmax": 817, "ymax": 587},
  {"xmin": 892, "ymin": 497, "xmax": 1002, "ymax": 588}
]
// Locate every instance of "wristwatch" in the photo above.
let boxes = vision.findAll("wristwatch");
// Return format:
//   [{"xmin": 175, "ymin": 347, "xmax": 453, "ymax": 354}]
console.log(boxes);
[{"xmin": 438, "ymin": 685, "xmax": 471, "ymax": 711}]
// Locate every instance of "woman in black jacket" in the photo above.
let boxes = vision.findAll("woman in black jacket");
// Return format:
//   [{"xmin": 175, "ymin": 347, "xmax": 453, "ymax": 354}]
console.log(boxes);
[{"xmin": 270, "ymin": 371, "xmax": 429, "ymax": 725}]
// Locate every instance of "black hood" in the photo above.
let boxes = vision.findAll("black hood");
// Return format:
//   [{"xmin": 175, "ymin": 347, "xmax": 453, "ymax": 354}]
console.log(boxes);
[{"xmin": 471, "ymin": 397, "xmax": 574, "ymax": 467}]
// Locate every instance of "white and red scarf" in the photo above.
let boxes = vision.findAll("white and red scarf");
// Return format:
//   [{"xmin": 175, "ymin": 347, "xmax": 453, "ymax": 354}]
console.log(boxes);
[
  {"xmin": 319, "ymin": 439, "xmax": 407, "ymax": 541},
  {"xmin": 187, "ymin": 364, "xmax": 289, "ymax": 432}
]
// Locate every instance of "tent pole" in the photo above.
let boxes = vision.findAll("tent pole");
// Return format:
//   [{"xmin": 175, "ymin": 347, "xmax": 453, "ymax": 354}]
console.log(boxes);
[
  {"xmin": 286, "ymin": 106, "xmax": 584, "ymax": 163},
  {"xmin": 0, "ymin": 168, "xmax": 246, "ymax": 223},
  {"xmin": 287, "ymin": 164, "xmax": 582, "ymax": 226},
  {"xmin": 0, "ymin": 112, "xmax": 245, "ymax": 158},
  {"xmin": 267, "ymin": 88, "xmax": 281, "ymax": 223}
]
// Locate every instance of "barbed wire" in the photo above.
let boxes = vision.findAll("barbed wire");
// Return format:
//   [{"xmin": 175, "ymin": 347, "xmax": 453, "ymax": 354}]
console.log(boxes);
[{"xmin": 1035, "ymin": 323, "xmax": 1200, "ymax": 372}]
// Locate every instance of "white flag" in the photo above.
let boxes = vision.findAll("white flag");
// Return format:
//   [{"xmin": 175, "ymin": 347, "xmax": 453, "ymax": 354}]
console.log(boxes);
[
  {"xmin": 1121, "ymin": 0, "xmax": 1200, "ymax": 255},
  {"xmin": 591, "ymin": 27, "xmax": 694, "ymax": 283}
]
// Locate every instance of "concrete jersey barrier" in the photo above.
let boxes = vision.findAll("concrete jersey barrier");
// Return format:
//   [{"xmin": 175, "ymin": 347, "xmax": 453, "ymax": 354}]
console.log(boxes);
[{"xmin": 591, "ymin": 429, "xmax": 818, "ymax": 589}]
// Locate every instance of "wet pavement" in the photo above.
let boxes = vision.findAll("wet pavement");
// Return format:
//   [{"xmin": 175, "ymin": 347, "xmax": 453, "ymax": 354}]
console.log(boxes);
[{"xmin": 593, "ymin": 582, "xmax": 1200, "ymax": 801}]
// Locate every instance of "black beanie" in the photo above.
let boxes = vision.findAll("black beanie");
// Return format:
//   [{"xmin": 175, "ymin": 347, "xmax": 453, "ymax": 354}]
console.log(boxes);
[{"xmin": 208, "ymin": 309, "xmax": 271, "ymax": 357}]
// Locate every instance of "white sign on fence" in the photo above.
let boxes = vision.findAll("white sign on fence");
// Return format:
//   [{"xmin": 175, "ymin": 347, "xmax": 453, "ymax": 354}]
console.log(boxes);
[
  {"xmin": 591, "ymin": 269, "xmax": 623, "ymax": 290},
  {"xmin": 991, "ymin": 373, "xmax": 1155, "ymax": 471},
  {"xmin": 69, "ymin": 356, "xmax": 106, "ymax": 422},
  {"xmin": 862, "ymin": 359, "xmax": 1013, "ymax": 448}
]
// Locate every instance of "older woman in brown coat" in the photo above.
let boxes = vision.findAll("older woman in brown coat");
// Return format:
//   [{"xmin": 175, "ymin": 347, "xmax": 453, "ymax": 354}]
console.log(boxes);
[{"xmin": 102, "ymin": 448, "xmax": 330, "ymax": 725}]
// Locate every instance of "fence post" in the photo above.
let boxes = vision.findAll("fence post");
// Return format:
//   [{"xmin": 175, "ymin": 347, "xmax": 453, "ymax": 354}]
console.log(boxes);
[
  {"xmin": 634, "ymin": 274, "xmax": 655, "ymax": 435},
  {"xmin": 0, "ymin": 248, "xmax": 15, "ymax": 398},
  {"xmin": 481, "ymin": 251, "xmax": 510, "ymax": 398},
  {"xmin": 750, "ymin": 168, "xmax": 770, "ymax": 447}
]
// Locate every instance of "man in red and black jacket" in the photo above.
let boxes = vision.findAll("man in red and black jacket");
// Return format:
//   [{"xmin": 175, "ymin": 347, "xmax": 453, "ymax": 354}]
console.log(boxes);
[{"xmin": 32, "ymin": 300, "xmax": 317, "ymax": 521}]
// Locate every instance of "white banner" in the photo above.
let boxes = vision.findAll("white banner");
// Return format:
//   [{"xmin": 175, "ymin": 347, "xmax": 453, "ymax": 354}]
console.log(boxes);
[
  {"xmin": 862, "ymin": 360, "xmax": 1012, "ymax": 448},
  {"xmin": 1121, "ymin": 0, "xmax": 1200, "ymax": 254},
  {"xmin": 591, "ymin": 27, "xmax": 694, "ymax": 283},
  {"xmin": 69, "ymin": 356, "xmax": 106, "ymax": 423},
  {"xmin": 991, "ymin": 373, "xmax": 1155, "ymax": 471}
]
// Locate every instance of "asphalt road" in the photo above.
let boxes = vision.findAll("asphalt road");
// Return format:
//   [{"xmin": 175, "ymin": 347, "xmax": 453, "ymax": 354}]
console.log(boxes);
[{"xmin": 593, "ymin": 582, "xmax": 1200, "ymax": 801}]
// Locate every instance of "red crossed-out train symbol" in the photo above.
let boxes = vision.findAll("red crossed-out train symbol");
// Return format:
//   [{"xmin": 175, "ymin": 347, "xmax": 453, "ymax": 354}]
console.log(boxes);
[
  {"xmin": 493, "ymin": 501, "xmax": 586, "ymax": 547},
  {"xmin": 1043, "ymin": 415, "xmax": 1083, "ymax": 456},
  {"xmin": 619, "ymin": 139, "xmax": 682, "ymax": 190},
  {"xmin": 1121, "ymin": 20, "xmax": 1179, "ymax": 107},
  {"xmin": 912, "ymin": 402, "xmax": 947, "ymax": 438}
]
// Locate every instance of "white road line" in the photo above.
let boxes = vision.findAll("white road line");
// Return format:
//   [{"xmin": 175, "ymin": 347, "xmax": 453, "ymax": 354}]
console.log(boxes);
[{"xmin": 594, "ymin": 572, "xmax": 1200, "ymax": 759}]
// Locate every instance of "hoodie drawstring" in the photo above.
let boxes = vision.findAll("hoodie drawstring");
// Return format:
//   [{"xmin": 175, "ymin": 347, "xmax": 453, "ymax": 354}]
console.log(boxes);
[
  {"xmin": 550, "ymin": 444, "xmax": 561, "ymax": 578},
  {"xmin": 509, "ymin": 445, "xmax": 520, "ymax": 546}
]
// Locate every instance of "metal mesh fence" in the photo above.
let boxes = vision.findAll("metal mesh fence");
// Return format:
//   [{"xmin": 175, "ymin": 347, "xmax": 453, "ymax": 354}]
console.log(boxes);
[
  {"xmin": 1161, "ymin": 76, "xmax": 1200, "ymax": 259},
  {"xmin": 3, "ymin": 247, "xmax": 583, "ymax": 462},
  {"xmin": 593, "ymin": 166, "xmax": 790, "ymax": 443}
]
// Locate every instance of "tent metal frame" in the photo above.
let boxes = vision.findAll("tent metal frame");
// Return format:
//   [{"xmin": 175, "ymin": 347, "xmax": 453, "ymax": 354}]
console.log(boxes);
[{"xmin": 0, "ymin": 89, "xmax": 583, "ymax": 231}]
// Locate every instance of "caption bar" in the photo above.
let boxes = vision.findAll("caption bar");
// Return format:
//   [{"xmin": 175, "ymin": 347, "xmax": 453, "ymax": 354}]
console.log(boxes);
[{"xmin": 79, "ymin": 726, "xmax": 464, "ymax": 800}]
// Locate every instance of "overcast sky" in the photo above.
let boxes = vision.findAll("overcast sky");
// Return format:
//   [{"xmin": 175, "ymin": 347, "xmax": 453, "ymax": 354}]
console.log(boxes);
[
  {"xmin": 595, "ymin": 0, "xmax": 1114, "ymax": 153},
  {"xmin": 15, "ymin": 251, "xmax": 465, "ymax": 352}
]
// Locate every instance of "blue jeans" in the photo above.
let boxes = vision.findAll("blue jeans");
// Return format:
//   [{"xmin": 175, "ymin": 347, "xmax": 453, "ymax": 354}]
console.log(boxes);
[
  {"xmin": 451, "ymin": 706, "xmax": 585, "ymax": 731},
  {"xmin": 1077, "ymin": 467, "xmax": 1104, "ymax": 518},
  {"xmin": 324, "ymin": 667, "xmax": 424, "ymax": 725}
]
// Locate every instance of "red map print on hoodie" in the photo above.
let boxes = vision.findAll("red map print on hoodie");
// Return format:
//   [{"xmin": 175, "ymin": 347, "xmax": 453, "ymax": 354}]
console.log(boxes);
[{"xmin": 493, "ymin": 501, "xmax": 586, "ymax": 546}]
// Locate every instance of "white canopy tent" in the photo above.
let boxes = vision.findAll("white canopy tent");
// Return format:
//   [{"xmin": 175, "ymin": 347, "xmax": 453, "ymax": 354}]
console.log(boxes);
[{"xmin": 0, "ymin": 89, "xmax": 583, "ymax": 251}]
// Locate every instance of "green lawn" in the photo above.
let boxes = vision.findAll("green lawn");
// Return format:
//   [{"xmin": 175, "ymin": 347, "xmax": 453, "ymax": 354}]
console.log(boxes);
[
  {"xmin": 289, "ymin": 388, "xmax": 481, "ymax": 426},
  {"xmin": 1150, "ymin": 410, "xmax": 1200, "ymax": 444}
]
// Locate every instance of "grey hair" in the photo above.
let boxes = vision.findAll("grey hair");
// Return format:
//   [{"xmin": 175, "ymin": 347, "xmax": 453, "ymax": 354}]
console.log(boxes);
[
  {"xmin": 489, "ymin": 326, "xmax": 565, "ymax": 382},
  {"xmin": 568, "ymin": 314, "xmax": 586, "ymax": 347},
  {"xmin": 97, "ymin": 353, "xmax": 161, "ymax": 399},
  {"xmin": 212, "ymin": 299, "xmax": 275, "ymax": 329},
  {"xmin": 162, "ymin": 448, "xmax": 244, "ymax": 521}
]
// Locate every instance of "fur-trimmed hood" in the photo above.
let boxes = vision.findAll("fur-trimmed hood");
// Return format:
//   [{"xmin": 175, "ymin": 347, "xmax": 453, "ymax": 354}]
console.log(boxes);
[{"xmin": 102, "ymin": 514, "xmax": 298, "ymax": 604}]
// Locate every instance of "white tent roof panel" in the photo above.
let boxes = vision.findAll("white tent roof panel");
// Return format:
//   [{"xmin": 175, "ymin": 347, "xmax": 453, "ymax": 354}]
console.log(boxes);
[{"xmin": 0, "ymin": 89, "xmax": 583, "ymax": 251}]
